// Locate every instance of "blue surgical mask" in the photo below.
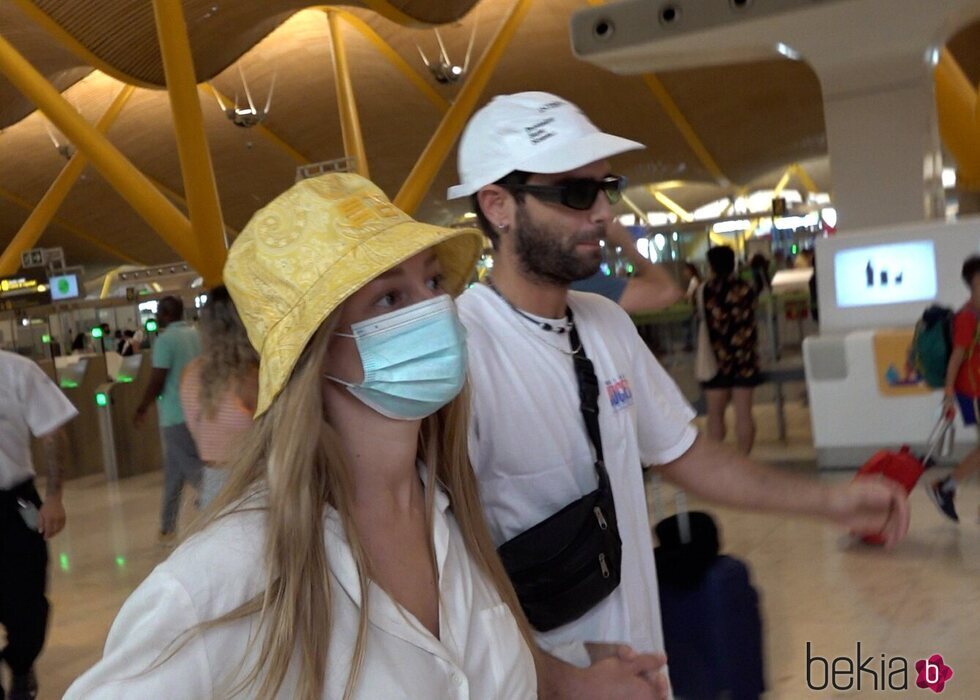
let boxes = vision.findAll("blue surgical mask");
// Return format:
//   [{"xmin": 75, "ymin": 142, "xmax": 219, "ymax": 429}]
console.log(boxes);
[{"xmin": 327, "ymin": 294, "xmax": 467, "ymax": 420}]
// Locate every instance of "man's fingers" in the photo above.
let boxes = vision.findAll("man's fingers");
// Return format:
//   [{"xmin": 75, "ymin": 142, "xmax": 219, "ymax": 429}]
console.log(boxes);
[
  {"xmin": 629, "ymin": 651, "xmax": 667, "ymax": 675},
  {"xmin": 615, "ymin": 645, "xmax": 637, "ymax": 661}
]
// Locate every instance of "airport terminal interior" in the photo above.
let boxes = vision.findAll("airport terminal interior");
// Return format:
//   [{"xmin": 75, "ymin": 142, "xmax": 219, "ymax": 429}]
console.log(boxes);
[{"xmin": 1, "ymin": 0, "xmax": 979, "ymax": 697}]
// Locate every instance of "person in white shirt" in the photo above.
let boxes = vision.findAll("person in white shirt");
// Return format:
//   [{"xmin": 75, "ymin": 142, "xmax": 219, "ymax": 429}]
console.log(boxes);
[
  {"xmin": 0, "ymin": 349, "xmax": 77, "ymax": 700},
  {"xmin": 447, "ymin": 91, "xmax": 911, "ymax": 697},
  {"xmin": 66, "ymin": 174, "xmax": 537, "ymax": 699}
]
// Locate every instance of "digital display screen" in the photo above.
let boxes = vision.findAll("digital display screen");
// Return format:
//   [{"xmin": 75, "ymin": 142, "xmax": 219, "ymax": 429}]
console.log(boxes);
[
  {"xmin": 49, "ymin": 273, "xmax": 81, "ymax": 301},
  {"xmin": 834, "ymin": 240, "xmax": 937, "ymax": 308}
]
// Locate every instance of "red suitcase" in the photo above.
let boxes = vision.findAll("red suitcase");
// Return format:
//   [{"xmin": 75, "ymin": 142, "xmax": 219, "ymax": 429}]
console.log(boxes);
[{"xmin": 854, "ymin": 410, "xmax": 954, "ymax": 545}]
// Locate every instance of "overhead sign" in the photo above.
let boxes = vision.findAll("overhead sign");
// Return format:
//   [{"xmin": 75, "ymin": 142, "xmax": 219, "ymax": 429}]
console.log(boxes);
[
  {"xmin": 19, "ymin": 247, "xmax": 65, "ymax": 271},
  {"xmin": 0, "ymin": 273, "xmax": 51, "ymax": 311},
  {"xmin": 20, "ymin": 249, "xmax": 46, "ymax": 268}
]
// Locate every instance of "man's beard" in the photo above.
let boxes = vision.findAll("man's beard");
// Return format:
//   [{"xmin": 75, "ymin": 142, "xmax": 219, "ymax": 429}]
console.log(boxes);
[{"xmin": 512, "ymin": 205, "xmax": 604, "ymax": 285}]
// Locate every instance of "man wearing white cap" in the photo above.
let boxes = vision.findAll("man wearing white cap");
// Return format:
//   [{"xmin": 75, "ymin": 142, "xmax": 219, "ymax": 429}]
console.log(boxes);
[{"xmin": 449, "ymin": 91, "xmax": 911, "ymax": 696}]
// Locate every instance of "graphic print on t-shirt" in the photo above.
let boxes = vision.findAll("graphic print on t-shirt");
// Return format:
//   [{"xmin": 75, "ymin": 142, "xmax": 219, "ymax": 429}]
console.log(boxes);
[{"xmin": 605, "ymin": 374, "xmax": 634, "ymax": 412}]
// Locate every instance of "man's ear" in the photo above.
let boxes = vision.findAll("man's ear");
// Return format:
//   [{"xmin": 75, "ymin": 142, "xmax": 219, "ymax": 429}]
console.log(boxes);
[{"xmin": 476, "ymin": 185, "xmax": 515, "ymax": 230}]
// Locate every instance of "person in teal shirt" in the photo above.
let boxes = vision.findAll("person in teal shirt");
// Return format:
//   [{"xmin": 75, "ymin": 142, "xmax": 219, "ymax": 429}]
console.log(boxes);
[{"xmin": 135, "ymin": 296, "xmax": 202, "ymax": 542}]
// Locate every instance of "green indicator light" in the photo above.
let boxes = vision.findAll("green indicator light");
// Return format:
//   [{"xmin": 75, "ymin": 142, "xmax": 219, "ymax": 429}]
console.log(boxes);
[
  {"xmin": 60, "ymin": 380, "xmax": 79, "ymax": 389},
  {"xmin": 95, "ymin": 392, "xmax": 109, "ymax": 407},
  {"xmin": 91, "ymin": 326, "xmax": 103, "ymax": 339},
  {"xmin": 59, "ymin": 553, "xmax": 70, "ymax": 572},
  {"xmin": 791, "ymin": 244, "xmax": 799, "ymax": 255},
  {"xmin": 42, "ymin": 334, "xmax": 51, "ymax": 343},
  {"xmin": 115, "ymin": 556, "xmax": 126, "ymax": 568},
  {"xmin": 145, "ymin": 319, "xmax": 158, "ymax": 333},
  {"xmin": 117, "ymin": 375, "xmax": 134, "ymax": 383},
  {"xmin": 626, "ymin": 264, "xmax": 634, "ymax": 275}
]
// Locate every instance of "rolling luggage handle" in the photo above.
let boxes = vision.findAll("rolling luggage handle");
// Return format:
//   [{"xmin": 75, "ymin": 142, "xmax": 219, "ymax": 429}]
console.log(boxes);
[{"xmin": 922, "ymin": 406, "xmax": 956, "ymax": 467}]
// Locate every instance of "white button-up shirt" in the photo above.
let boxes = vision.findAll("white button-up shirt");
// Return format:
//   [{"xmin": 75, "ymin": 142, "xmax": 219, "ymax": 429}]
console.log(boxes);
[
  {"xmin": 0, "ymin": 350, "xmax": 77, "ymax": 489},
  {"xmin": 66, "ymin": 470, "xmax": 537, "ymax": 699}
]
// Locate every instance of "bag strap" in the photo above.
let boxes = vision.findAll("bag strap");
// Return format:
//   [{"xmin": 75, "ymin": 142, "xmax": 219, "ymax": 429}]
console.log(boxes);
[{"xmin": 566, "ymin": 308, "xmax": 610, "ymax": 489}]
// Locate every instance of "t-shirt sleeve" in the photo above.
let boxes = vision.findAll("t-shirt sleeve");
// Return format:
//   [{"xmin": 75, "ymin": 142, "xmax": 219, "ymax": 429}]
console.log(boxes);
[
  {"xmin": 569, "ymin": 272, "xmax": 628, "ymax": 304},
  {"xmin": 153, "ymin": 332, "xmax": 174, "ymax": 370},
  {"xmin": 21, "ymin": 364, "xmax": 78, "ymax": 437},
  {"xmin": 953, "ymin": 309, "xmax": 978, "ymax": 350},
  {"xmin": 628, "ymin": 328, "xmax": 698, "ymax": 466},
  {"xmin": 64, "ymin": 570, "xmax": 212, "ymax": 699}
]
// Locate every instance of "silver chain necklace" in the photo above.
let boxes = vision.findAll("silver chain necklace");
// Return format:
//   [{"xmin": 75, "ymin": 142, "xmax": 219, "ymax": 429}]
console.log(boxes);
[{"xmin": 486, "ymin": 280, "xmax": 582, "ymax": 355}]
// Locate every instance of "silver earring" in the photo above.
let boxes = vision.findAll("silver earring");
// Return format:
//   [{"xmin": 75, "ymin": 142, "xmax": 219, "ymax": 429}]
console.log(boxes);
[{"xmin": 497, "ymin": 222, "xmax": 509, "ymax": 231}]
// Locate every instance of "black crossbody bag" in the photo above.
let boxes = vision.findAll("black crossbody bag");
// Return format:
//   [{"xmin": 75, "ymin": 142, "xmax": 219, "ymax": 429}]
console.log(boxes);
[{"xmin": 496, "ymin": 310, "xmax": 623, "ymax": 631}]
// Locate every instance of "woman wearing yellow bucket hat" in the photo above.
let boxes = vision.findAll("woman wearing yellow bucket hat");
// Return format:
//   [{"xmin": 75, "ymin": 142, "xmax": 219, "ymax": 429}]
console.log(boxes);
[{"xmin": 66, "ymin": 174, "xmax": 537, "ymax": 699}]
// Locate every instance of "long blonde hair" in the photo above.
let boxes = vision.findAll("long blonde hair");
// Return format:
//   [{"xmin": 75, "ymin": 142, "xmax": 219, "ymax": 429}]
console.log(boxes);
[
  {"xmin": 197, "ymin": 286, "xmax": 259, "ymax": 418},
  {"xmin": 178, "ymin": 311, "xmax": 534, "ymax": 699}
]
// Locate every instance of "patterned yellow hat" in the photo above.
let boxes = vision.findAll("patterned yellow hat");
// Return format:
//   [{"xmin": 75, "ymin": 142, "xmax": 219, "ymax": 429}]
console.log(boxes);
[{"xmin": 224, "ymin": 173, "xmax": 483, "ymax": 417}]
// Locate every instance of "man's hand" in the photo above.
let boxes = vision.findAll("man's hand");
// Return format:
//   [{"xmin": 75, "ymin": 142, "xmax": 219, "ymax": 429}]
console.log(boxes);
[
  {"xmin": 827, "ymin": 476, "xmax": 910, "ymax": 547},
  {"xmin": 133, "ymin": 403, "xmax": 149, "ymax": 427},
  {"xmin": 571, "ymin": 645, "xmax": 669, "ymax": 700},
  {"xmin": 38, "ymin": 496, "xmax": 67, "ymax": 539}
]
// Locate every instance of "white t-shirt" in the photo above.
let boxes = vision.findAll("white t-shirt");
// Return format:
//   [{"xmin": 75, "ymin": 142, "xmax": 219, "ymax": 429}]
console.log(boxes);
[
  {"xmin": 0, "ymin": 350, "xmax": 78, "ymax": 489},
  {"xmin": 66, "ymin": 467, "xmax": 537, "ymax": 699},
  {"xmin": 459, "ymin": 284, "xmax": 697, "ymax": 665}
]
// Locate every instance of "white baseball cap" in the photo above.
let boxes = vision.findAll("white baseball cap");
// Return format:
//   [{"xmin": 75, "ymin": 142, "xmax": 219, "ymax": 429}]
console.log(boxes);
[{"xmin": 447, "ymin": 91, "xmax": 644, "ymax": 200}]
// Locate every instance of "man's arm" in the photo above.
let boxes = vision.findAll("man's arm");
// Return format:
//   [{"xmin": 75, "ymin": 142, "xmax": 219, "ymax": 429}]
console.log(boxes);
[
  {"xmin": 659, "ymin": 435, "xmax": 910, "ymax": 546},
  {"xmin": 536, "ymin": 646, "xmax": 669, "ymax": 700},
  {"xmin": 605, "ymin": 222, "xmax": 682, "ymax": 314},
  {"xmin": 134, "ymin": 367, "xmax": 168, "ymax": 425},
  {"xmin": 37, "ymin": 425, "xmax": 70, "ymax": 539}
]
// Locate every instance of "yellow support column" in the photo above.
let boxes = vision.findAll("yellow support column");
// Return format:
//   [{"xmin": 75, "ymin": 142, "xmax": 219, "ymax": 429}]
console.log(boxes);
[
  {"xmin": 935, "ymin": 48, "xmax": 980, "ymax": 191},
  {"xmin": 327, "ymin": 10, "xmax": 370, "ymax": 178},
  {"xmin": 792, "ymin": 163, "xmax": 819, "ymax": 197},
  {"xmin": 0, "ymin": 85, "xmax": 134, "ymax": 276},
  {"xmin": 771, "ymin": 167, "xmax": 794, "ymax": 198},
  {"xmin": 394, "ymin": 0, "xmax": 534, "ymax": 214},
  {"xmin": 620, "ymin": 194, "xmax": 652, "ymax": 226},
  {"xmin": 0, "ymin": 185, "xmax": 143, "ymax": 266},
  {"xmin": 649, "ymin": 188, "xmax": 694, "ymax": 222},
  {"xmin": 329, "ymin": 10, "xmax": 448, "ymax": 113},
  {"xmin": 153, "ymin": 0, "xmax": 227, "ymax": 285},
  {"xmin": 0, "ymin": 34, "xmax": 201, "ymax": 269}
]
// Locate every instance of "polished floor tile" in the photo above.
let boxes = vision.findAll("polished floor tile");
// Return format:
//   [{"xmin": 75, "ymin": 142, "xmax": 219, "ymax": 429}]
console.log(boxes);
[{"xmin": 20, "ymin": 400, "xmax": 979, "ymax": 698}]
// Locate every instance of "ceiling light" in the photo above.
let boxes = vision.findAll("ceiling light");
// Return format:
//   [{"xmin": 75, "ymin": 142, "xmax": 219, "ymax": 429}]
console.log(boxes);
[{"xmin": 941, "ymin": 168, "xmax": 956, "ymax": 189}]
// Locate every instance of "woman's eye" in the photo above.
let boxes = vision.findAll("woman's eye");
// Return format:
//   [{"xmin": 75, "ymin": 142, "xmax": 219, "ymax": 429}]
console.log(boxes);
[
  {"xmin": 427, "ymin": 274, "xmax": 445, "ymax": 291},
  {"xmin": 376, "ymin": 291, "xmax": 399, "ymax": 308}
]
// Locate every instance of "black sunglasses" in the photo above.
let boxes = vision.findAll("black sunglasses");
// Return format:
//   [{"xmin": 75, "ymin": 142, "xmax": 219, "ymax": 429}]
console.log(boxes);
[{"xmin": 504, "ymin": 175, "xmax": 628, "ymax": 211}]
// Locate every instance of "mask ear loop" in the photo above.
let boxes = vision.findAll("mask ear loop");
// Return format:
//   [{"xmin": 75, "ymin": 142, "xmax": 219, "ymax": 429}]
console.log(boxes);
[
  {"xmin": 324, "ymin": 373, "xmax": 356, "ymax": 388},
  {"xmin": 324, "ymin": 329, "xmax": 358, "ymax": 388}
]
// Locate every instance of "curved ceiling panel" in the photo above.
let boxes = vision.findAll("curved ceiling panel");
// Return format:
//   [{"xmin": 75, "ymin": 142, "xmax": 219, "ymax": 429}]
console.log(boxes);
[
  {"xmin": 1, "ymin": 2, "xmax": 979, "ymax": 274},
  {"xmin": 0, "ymin": 1, "xmax": 92, "ymax": 127},
  {"xmin": 22, "ymin": 0, "xmax": 479, "ymax": 87}
]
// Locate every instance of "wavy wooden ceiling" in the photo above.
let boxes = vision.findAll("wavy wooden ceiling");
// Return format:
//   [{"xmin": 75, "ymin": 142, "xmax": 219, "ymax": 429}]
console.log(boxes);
[{"xmin": 0, "ymin": 1, "xmax": 978, "ymax": 275}]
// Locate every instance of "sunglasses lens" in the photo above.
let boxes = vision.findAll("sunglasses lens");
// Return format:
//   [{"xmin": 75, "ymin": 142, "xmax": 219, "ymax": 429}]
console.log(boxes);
[
  {"xmin": 602, "ymin": 177, "xmax": 624, "ymax": 205},
  {"xmin": 563, "ymin": 181, "xmax": 601, "ymax": 210}
]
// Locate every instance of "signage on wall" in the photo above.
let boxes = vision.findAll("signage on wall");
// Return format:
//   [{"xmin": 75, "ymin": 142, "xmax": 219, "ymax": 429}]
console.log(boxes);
[
  {"xmin": 834, "ymin": 240, "xmax": 938, "ymax": 309},
  {"xmin": 0, "ymin": 273, "xmax": 51, "ymax": 311}
]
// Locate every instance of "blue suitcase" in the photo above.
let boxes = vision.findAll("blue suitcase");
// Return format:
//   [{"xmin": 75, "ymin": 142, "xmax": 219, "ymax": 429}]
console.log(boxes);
[{"xmin": 654, "ymin": 509, "xmax": 765, "ymax": 700}]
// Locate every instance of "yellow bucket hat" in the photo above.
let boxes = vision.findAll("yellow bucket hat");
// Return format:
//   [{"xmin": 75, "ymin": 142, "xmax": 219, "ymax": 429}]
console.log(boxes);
[{"xmin": 224, "ymin": 173, "xmax": 483, "ymax": 417}]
